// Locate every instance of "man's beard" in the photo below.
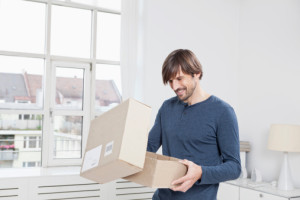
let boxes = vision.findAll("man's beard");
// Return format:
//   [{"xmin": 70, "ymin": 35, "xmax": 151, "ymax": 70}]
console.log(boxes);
[{"xmin": 176, "ymin": 81, "xmax": 197, "ymax": 102}]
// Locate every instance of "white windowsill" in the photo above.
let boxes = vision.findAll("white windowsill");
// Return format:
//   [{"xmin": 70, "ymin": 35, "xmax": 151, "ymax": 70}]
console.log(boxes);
[{"xmin": 0, "ymin": 166, "xmax": 81, "ymax": 179}]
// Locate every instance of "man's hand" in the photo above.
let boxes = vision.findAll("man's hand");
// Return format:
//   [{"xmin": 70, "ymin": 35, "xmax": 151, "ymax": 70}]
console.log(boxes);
[{"xmin": 171, "ymin": 159, "xmax": 202, "ymax": 193}]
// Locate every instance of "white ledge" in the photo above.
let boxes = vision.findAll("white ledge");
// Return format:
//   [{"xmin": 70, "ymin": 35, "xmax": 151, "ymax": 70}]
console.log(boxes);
[{"xmin": 0, "ymin": 166, "xmax": 81, "ymax": 179}]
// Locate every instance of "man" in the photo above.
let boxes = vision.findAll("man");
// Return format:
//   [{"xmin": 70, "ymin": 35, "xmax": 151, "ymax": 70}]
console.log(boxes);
[{"xmin": 147, "ymin": 49, "xmax": 241, "ymax": 200}]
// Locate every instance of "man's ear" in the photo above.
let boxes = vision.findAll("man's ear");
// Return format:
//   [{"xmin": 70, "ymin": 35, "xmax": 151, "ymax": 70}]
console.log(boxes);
[{"xmin": 194, "ymin": 72, "xmax": 201, "ymax": 79}]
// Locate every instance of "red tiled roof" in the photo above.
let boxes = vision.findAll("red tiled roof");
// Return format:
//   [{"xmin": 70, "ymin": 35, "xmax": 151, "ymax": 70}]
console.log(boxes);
[
  {"xmin": 14, "ymin": 96, "xmax": 31, "ymax": 101},
  {"xmin": 25, "ymin": 74, "xmax": 41, "ymax": 98},
  {"xmin": 19, "ymin": 73, "xmax": 121, "ymax": 106}
]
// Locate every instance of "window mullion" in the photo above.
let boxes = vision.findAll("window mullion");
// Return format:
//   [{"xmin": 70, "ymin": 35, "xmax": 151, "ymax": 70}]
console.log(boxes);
[
  {"xmin": 50, "ymin": 55, "xmax": 92, "ymax": 63},
  {"xmin": 0, "ymin": 110, "xmax": 45, "ymax": 115},
  {"xmin": 0, "ymin": 50, "xmax": 45, "ymax": 59},
  {"xmin": 90, "ymin": 9, "xmax": 97, "ymax": 121},
  {"xmin": 82, "ymin": 61, "xmax": 91, "ymax": 157},
  {"xmin": 46, "ymin": 59, "xmax": 58, "ymax": 166},
  {"xmin": 95, "ymin": 59, "xmax": 120, "ymax": 65},
  {"xmin": 52, "ymin": 110, "xmax": 85, "ymax": 116},
  {"xmin": 91, "ymin": 10, "xmax": 97, "ymax": 60},
  {"xmin": 42, "ymin": 61, "xmax": 52, "ymax": 167},
  {"xmin": 41, "ymin": 0, "xmax": 52, "ymax": 168},
  {"xmin": 50, "ymin": 0, "xmax": 121, "ymax": 14}
]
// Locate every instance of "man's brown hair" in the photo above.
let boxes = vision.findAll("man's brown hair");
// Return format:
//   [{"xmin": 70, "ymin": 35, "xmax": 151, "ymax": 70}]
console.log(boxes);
[{"xmin": 162, "ymin": 49, "xmax": 203, "ymax": 85}]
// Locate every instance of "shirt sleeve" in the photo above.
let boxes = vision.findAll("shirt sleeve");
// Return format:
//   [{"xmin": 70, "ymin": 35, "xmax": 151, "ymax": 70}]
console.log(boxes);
[
  {"xmin": 197, "ymin": 106, "xmax": 241, "ymax": 185},
  {"xmin": 146, "ymin": 103, "xmax": 164, "ymax": 153}
]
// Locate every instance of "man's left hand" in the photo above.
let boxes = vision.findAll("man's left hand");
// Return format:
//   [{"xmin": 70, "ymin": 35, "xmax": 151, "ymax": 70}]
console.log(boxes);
[{"xmin": 171, "ymin": 159, "xmax": 202, "ymax": 193}]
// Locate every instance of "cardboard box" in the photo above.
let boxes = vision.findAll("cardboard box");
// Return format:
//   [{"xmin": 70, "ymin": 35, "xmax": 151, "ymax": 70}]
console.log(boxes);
[
  {"xmin": 80, "ymin": 98, "xmax": 152, "ymax": 184},
  {"xmin": 124, "ymin": 152, "xmax": 188, "ymax": 188}
]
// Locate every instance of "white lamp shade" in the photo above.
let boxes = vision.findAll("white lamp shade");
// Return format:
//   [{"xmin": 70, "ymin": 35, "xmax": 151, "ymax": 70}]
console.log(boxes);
[{"xmin": 268, "ymin": 124, "xmax": 300, "ymax": 152}]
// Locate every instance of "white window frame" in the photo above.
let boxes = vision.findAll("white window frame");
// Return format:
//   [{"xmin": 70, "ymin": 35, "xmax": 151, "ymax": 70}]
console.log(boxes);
[
  {"xmin": 0, "ymin": 0, "xmax": 124, "ymax": 169},
  {"xmin": 46, "ymin": 61, "xmax": 91, "ymax": 166}
]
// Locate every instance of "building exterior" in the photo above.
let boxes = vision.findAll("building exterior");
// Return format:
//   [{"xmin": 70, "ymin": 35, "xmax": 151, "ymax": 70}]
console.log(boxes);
[{"xmin": 0, "ymin": 72, "xmax": 121, "ymax": 168}]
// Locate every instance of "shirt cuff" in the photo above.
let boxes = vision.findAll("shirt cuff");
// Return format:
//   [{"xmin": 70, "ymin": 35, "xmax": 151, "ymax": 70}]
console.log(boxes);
[{"xmin": 195, "ymin": 165, "xmax": 207, "ymax": 185}]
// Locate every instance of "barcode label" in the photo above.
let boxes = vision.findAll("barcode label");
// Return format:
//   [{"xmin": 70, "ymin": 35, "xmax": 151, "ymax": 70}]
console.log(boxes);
[{"xmin": 104, "ymin": 141, "xmax": 114, "ymax": 156}]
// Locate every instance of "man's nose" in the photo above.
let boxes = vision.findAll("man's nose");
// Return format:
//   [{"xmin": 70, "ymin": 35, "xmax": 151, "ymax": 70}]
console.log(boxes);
[{"xmin": 171, "ymin": 80, "xmax": 180, "ymax": 91}]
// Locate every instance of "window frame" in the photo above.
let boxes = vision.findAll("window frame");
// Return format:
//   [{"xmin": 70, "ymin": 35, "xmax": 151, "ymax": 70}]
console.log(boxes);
[
  {"xmin": 0, "ymin": 0, "xmax": 122, "ymax": 169},
  {"xmin": 47, "ymin": 61, "xmax": 91, "ymax": 166},
  {"xmin": 23, "ymin": 136, "xmax": 41, "ymax": 149}
]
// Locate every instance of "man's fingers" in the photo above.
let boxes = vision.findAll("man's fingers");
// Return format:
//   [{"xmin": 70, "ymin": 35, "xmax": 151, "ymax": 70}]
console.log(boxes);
[
  {"xmin": 170, "ymin": 159, "xmax": 202, "ymax": 193},
  {"xmin": 171, "ymin": 180, "xmax": 191, "ymax": 192},
  {"xmin": 179, "ymin": 159, "xmax": 190, "ymax": 166},
  {"xmin": 171, "ymin": 175, "xmax": 189, "ymax": 185}
]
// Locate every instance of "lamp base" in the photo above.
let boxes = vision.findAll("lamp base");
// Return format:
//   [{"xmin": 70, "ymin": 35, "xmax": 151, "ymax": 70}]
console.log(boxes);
[{"xmin": 278, "ymin": 152, "xmax": 294, "ymax": 190}]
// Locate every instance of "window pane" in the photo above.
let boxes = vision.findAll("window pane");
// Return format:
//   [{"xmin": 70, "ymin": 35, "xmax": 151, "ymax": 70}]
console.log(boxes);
[
  {"xmin": 0, "ymin": 114, "xmax": 42, "ymax": 168},
  {"xmin": 0, "ymin": 0, "xmax": 45, "ymax": 53},
  {"xmin": 95, "ymin": 64, "xmax": 122, "ymax": 112},
  {"xmin": 29, "ymin": 136, "xmax": 37, "ymax": 148},
  {"xmin": 55, "ymin": 67, "xmax": 84, "ymax": 110},
  {"xmin": 97, "ymin": 12, "xmax": 120, "ymax": 61},
  {"xmin": 51, "ymin": 5, "xmax": 91, "ymax": 58},
  {"xmin": 27, "ymin": 161, "xmax": 36, "ymax": 167},
  {"xmin": 53, "ymin": 116, "xmax": 82, "ymax": 159},
  {"xmin": 0, "ymin": 56, "xmax": 44, "ymax": 109}
]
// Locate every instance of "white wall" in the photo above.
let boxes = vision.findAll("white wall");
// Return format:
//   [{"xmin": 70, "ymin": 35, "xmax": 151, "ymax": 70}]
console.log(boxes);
[
  {"xmin": 141, "ymin": 0, "xmax": 240, "ymax": 119},
  {"xmin": 136, "ymin": 0, "xmax": 300, "ymax": 187},
  {"xmin": 238, "ymin": 0, "xmax": 300, "ymax": 186}
]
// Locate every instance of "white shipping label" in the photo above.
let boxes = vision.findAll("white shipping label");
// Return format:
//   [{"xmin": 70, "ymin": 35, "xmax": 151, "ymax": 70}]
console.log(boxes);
[
  {"xmin": 81, "ymin": 145, "xmax": 102, "ymax": 172},
  {"xmin": 104, "ymin": 141, "xmax": 114, "ymax": 156}
]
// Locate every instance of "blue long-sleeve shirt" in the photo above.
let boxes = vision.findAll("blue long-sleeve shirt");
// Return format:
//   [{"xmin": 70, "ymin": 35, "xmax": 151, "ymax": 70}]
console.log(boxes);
[{"xmin": 147, "ymin": 95, "xmax": 241, "ymax": 200}]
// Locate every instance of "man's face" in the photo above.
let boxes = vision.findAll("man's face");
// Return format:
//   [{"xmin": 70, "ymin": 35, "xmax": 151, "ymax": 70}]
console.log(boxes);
[{"xmin": 168, "ymin": 69, "xmax": 199, "ymax": 102}]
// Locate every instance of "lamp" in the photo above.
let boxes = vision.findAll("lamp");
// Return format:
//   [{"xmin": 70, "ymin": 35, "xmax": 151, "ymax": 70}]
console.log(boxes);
[{"xmin": 268, "ymin": 124, "xmax": 300, "ymax": 190}]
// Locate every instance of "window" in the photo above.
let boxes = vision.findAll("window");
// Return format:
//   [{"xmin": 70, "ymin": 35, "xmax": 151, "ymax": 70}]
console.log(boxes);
[
  {"xmin": 51, "ymin": 5, "xmax": 91, "ymax": 58},
  {"xmin": 23, "ymin": 136, "xmax": 41, "ymax": 149},
  {"xmin": 95, "ymin": 64, "xmax": 122, "ymax": 113},
  {"xmin": 53, "ymin": 116, "xmax": 82, "ymax": 159},
  {"xmin": 49, "ymin": 62, "xmax": 90, "ymax": 164},
  {"xmin": 0, "ymin": 55, "xmax": 44, "ymax": 110},
  {"xmin": 22, "ymin": 161, "xmax": 40, "ymax": 167},
  {"xmin": 0, "ymin": 114, "xmax": 42, "ymax": 168},
  {"xmin": 97, "ymin": 12, "xmax": 121, "ymax": 61},
  {"xmin": 54, "ymin": 67, "xmax": 85, "ymax": 110},
  {"xmin": 0, "ymin": 0, "xmax": 122, "ymax": 168},
  {"xmin": 0, "ymin": 0, "xmax": 46, "ymax": 54},
  {"xmin": 24, "ymin": 115, "xmax": 30, "ymax": 120}
]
